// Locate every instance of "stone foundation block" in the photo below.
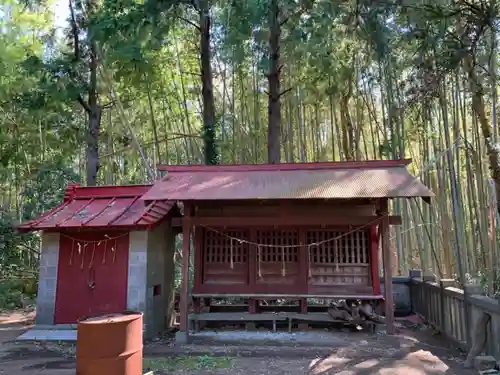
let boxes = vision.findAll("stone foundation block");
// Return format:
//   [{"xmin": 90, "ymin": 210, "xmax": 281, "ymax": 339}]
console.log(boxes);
[
  {"xmin": 245, "ymin": 322, "xmax": 256, "ymax": 331},
  {"xmin": 298, "ymin": 323, "xmax": 310, "ymax": 330},
  {"xmin": 474, "ymin": 356, "xmax": 498, "ymax": 372},
  {"xmin": 175, "ymin": 331, "xmax": 190, "ymax": 345}
]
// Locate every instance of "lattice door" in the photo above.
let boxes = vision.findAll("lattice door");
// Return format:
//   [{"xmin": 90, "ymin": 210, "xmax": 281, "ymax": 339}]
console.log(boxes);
[
  {"xmin": 307, "ymin": 229, "xmax": 370, "ymax": 288},
  {"xmin": 202, "ymin": 228, "xmax": 249, "ymax": 285},
  {"xmin": 254, "ymin": 229, "xmax": 300, "ymax": 285}
]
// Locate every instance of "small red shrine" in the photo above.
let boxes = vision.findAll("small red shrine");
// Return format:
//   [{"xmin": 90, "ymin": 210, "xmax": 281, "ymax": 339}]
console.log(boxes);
[
  {"xmin": 17, "ymin": 184, "xmax": 181, "ymax": 338},
  {"xmin": 141, "ymin": 159, "xmax": 433, "ymax": 342}
]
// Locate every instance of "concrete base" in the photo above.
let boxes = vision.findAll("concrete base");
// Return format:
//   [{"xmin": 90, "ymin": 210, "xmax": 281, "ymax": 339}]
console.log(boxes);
[
  {"xmin": 17, "ymin": 328, "xmax": 77, "ymax": 341},
  {"xmin": 474, "ymin": 356, "xmax": 498, "ymax": 372},
  {"xmin": 175, "ymin": 330, "xmax": 190, "ymax": 344},
  {"xmin": 297, "ymin": 323, "xmax": 310, "ymax": 330},
  {"xmin": 245, "ymin": 322, "xmax": 256, "ymax": 331}
]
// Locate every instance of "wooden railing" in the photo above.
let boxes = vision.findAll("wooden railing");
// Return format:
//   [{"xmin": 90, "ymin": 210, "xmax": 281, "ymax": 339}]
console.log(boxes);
[{"xmin": 410, "ymin": 271, "xmax": 500, "ymax": 360}]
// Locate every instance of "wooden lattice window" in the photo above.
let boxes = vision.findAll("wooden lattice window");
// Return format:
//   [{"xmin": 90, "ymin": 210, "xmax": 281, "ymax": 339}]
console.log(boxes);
[
  {"xmin": 306, "ymin": 230, "xmax": 369, "ymax": 265},
  {"xmin": 256, "ymin": 229, "xmax": 299, "ymax": 262},
  {"xmin": 204, "ymin": 229, "xmax": 248, "ymax": 264}
]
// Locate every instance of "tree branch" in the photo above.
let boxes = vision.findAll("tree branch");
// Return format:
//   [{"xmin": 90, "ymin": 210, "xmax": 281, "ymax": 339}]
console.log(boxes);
[
  {"xmin": 18, "ymin": 243, "xmax": 40, "ymax": 256},
  {"xmin": 177, "ymin": 15, "xmax": 201, "ymax": 31},
  {"xmin": 279, "ymin": 87, "xmax": 293, "ymax": 97},
  {"xmin": 77, "ymin": 95, "xmax": 91, "ymax": 113},
  {"xmin": 101, "ymin": 97, "xmax": 135, "ymax": 109}
]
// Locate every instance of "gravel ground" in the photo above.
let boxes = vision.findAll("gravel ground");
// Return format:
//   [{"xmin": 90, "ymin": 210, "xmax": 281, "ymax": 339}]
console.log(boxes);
[{"xmin": 0, "ymin": 310, "xmax": 478, "ymax": 375}]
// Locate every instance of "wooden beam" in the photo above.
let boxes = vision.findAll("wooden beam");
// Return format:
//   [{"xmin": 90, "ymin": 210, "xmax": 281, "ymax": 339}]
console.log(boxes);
[
  {"xmin": 191, "ymin": 293, "xmax": 384, "ymax": 299},
  {"xmin": 380, "ymin": 199, "xmax": 395, "ymax": 334},
  {"xmin": 171, "ymin": 215, "xmax": 401, "ymax": 228}
]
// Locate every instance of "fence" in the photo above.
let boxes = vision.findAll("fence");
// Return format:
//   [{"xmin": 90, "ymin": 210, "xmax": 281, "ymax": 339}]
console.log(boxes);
[{"xmin": 410, "ymin": 269, "xmax": 500, "ymax": 360}]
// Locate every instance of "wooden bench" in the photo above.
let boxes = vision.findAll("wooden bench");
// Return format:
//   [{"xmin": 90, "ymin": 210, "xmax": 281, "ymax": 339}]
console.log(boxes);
[
  {"xmin": 191, "ymin": 294, "xmax": 384, "ymax": 315},
  {"xmin": 188, "ymin": 312, "xmax": 288, "ymax": 332},
  {"xmin": 188, "ymin": 311, "xmax": 382, "ymax": 333}
]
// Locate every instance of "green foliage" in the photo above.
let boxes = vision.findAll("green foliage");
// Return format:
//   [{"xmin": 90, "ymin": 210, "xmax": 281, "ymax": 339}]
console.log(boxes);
[
  {"xmin": 143, "ymin": 356, "xmax": 233, "ymax": 372},
  {"xmin": 22, "ymin": 160, "xmax": 81, "ymax": 221},
  {"xmin": 0, "ymin": 278, "xmax": 37, "ymax": 310},
  {"xmin": 0, "ymin": 213, "xmax": 25, "ymax": 271},
  {"xmin": 1, "ymin": 0, "xmax": 500, "ymax": 295}
]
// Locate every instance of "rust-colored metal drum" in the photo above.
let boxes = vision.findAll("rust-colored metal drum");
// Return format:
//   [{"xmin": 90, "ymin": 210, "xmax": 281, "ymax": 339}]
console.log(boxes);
[{"xmin": 76, "ymin": 312, "xmax": 143, "ymax": 375}]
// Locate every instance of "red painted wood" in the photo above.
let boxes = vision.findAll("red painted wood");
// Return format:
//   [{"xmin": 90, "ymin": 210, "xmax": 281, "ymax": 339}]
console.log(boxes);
[
  {"xmin": 158, "ymin": 159, "xmax": 412, "ymax": 172},
  {"xmin": 173, "ymin": 216, "xmax": 401, "ymax": 228},
  {"xmin": 371, "ymin": 225, "xmax": 381, "ymax": 296},
  {"xmin": 299, "ymin": 229, "xmax": 308, "ymax": 289},
  {"xmin": 193, "ymin": 224, "xmax": 381, "ymax": 297},
  {"xmin": 300, "ymin": 298, "xmax": 307, "ymax": 313},
  {"xmin": 248, "ymin": 298, "xmax": 258, "ymax": 314},
  {"xmin": 72, "ymin": 184, "xmax": 151, "ymax": 198},
  {"xmin": 54, "ymin": 231, "xmax": 129, "ymax": 324},
  {"xmin": 19, "ymin": 190, "xmax": 177, "ymax": 232},
  {"xmin": 193, "ymin": 227, "xmax": 203, "ymax": 291},
  {"xmin": 248, "ymin": 228, "xmax": 257, "ymax": 288}
]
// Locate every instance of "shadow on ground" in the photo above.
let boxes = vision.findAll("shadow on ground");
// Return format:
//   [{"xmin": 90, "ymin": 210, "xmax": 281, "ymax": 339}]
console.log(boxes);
[{"xmin": 0, "ymin": 312, "xmax": 478, "ymax": 375}]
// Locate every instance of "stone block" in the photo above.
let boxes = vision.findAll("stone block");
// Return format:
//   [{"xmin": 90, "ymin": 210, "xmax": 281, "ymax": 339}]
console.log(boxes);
[
  {"xmin": 127, "ymin": 287, "xmax": 140, "ymax": 302},
  {"xmin": 35, "ymin": 303, "xmax": 55, "ymax": 325},
  {"xmin": 128, "ymin": 265, "xmax": 147, "ymax": 285},
  {"xmin": 422, "ymin": 274, "xmax": 436, "ymax": 282},
  {"xmin": 40, "ymin": 266, "xmax": 57, "ymax": 278},
  {"xmin": 129, "ymin": 252, "xmax": 147, "ymax": 265},
  {"xmin": 298, "ymin": 323, "xmax": 310, "ymax": 330},
  {"xmin": 439, "ymin": 279, "xmax": 456, "ymax": 288},
  {"xmin": 127, "ymin": 286, "xmax": 146, "ymax": 311},
  {"xmin": 474, "ymin": 356, "xmax": 498, "ymax": 372},
  {"xmin": 479, "ymin": 370, "xmax": 499, "ymax": 375},
  {"xmin": 409, "ymin": 269, "xmax": 422, "ymax": 279},
  {"xmin": 465, "ymin": 283, "xmax": 484, "ymax": 295},
  {"xmin": 175, "ymin": 331, "xmax": 190, "ymax": 344},
  {"xmin": 41, "ymin": 253, "xmax": 59, "ymax": 267},
  {"xmin": 245, "ymin": 322, "xmax": 256, "ymax": 331},
  {"xmin": 37, "ymin": 279, "xmax": 57, "ymax": 300}
]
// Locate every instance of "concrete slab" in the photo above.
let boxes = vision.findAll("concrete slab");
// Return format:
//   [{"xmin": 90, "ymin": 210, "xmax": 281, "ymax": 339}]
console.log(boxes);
[{"xmin": 17, "ymin": 329, "xmax": 77, "ymax": 342}]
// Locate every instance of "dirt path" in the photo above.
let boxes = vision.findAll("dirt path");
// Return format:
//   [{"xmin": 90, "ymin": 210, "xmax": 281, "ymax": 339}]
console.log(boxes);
[
  {"xmin": 0, "ymin": 310, "xmax": 479, "ymax": 375},
  {"xmin": 0, "ymin": 309, "xmax": 74, "ymax": 375}
]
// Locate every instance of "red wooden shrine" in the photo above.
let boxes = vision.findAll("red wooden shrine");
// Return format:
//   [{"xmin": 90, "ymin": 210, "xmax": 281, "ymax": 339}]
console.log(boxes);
[
  {"xmin": 18, "ymin": 184, "xmax": 180, "ymax": 325},
  {"xmin": 142, "ymin": 159, "xmax": 434, "ymax": 336}
]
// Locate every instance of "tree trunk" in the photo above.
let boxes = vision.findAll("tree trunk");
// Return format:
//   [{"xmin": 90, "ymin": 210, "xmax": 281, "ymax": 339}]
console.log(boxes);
[
  {"xmin": 199, "ymin": 0, "xmax": 218, "ymax": 165},
  {"xmin": 147, "ymin": 82, "xmax": 162, "ymax": 165},
  {"xmin": 465, "ymin": 55, "xmax": 500, "ymax": 217},
  {"xmin": 86, "ymin": 39, "xmax": 101, "ymax": 186},
  {"xmin": 267, "ymin": 0, "xmax": 281, "ymax": 164}
]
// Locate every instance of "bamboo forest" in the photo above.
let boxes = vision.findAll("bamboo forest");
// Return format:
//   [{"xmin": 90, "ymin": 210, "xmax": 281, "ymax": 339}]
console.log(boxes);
[{"xmin": 1, "ymin": 0, "xmax": 499, "ymax": 306}]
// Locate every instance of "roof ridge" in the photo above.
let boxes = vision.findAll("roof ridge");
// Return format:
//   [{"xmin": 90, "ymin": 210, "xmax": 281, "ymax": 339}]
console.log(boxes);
[{"xmin": 157, "ymin": 160, "xmax": 412, "ymax": 173}]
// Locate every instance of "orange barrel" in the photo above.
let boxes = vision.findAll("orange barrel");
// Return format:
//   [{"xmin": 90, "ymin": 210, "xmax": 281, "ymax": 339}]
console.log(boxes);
[{"xmin": 76, "ymin": 312, "xmax": 143, "ymax": 375}]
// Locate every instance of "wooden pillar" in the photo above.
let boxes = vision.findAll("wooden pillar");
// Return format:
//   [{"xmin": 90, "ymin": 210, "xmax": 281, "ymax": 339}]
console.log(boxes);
[
  {"xmin": 380, "ymin": 199, "xmax": 395, "ymax": 334},
  {"xmin": 176, "ymin": 205, "xmax": 192, "ymax": 344},
  {"xmin": 370, "ymin": 225, "xmax": 381, "ymax": 296}
]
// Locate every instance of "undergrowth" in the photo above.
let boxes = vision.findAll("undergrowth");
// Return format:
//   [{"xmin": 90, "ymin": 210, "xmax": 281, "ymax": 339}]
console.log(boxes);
[
  {"xmin": 143, "ymin": 355, "xmax": 233, "ymax": 372},
  {"xmin": 0, "ymin": 278, "xmax": 37, "ymax": 310}
]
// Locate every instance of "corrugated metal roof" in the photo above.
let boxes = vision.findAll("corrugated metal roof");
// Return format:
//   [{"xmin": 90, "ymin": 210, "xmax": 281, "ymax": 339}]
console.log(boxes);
[
  {"xmin": 18, "ymin": 184, "xmax": 176, "ymax": 232},
  {"xmin": 143, "ymin": 160, "xmax": 434, "ymax": 201}
]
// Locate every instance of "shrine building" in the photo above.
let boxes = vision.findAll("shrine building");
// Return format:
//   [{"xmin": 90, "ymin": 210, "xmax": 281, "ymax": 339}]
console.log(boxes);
[{"xmin": 18, "ymin": 160, "xmax": 433, "ymax": 341}]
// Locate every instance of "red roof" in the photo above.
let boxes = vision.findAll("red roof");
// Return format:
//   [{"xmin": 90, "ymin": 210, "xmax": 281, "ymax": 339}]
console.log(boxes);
[
  {"xmin": 18, "ymin": 184, "xmax": 176, "ymax": 232},
  {"xmin": 142, "ymin": 159, "xmax": 434, "ymax": 201}
]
